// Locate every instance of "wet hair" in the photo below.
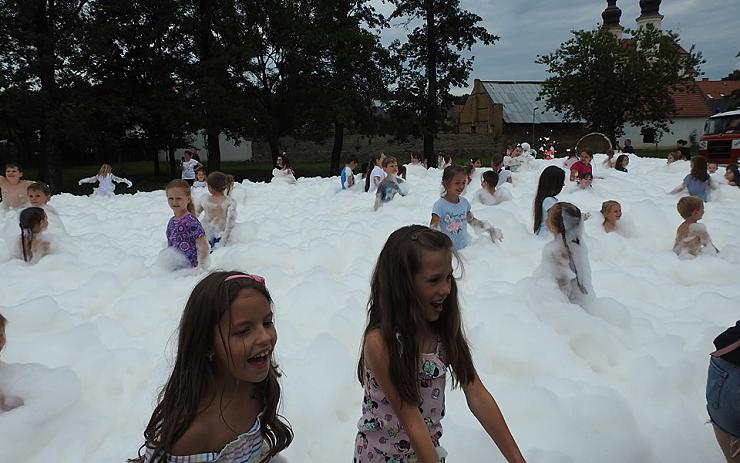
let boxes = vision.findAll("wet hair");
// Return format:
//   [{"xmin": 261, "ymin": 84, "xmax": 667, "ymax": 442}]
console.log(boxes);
[
  {"xmin": 410, "ymin": 152, "xmax": 422, "ymax": 162},
  {"xmin": 689, "ymin": 156, "xmax": 709, "ymax": 182},
  {"xmin": 279, "ymin": 156, "xmax": 291, "ymax": 169},
  {"xmin": 345, "ymin": 156, "xmax": 358, "ymax": 165},
  {"xmin": 470, "ymin": 157, "xmax": 480, "ymax": 164},
  {"xmin": 142, "ymin": 271, "xmax": 293, "ymax": 462},
  {"xmin": 491, "ymin": 153, "xmax": 504, "ymax": 168},
  {"xmin": 27, "ymin": 182, "xmax": 51, "ymax": 196},
  {"xmin": 615, "ymin": 155, "xmax": 629, "ymax": 169},
  {"xmin": 676, "ymin": 196, "xmax": 703, "ymax": 219},
  {"xmin": 398, "ymin": 165, "xmax": 407, "ymax": 180},
  {"xmin": 19, "ymin": 207, "xmax": 46, "ymax": 263},
  {"xmin": 195, "ymin": 167, "xmax": 207, "ymax": 178},
  {"xmin": 726, "ymin": 164, "xmax": 740, "ymax": 188},
  {"xmin": 206, "ymin": 171, "xmax": 235, "ymax": 195},
  {"xmin": 364, "ymin": 153, "xmax": 384, "ymax": 192},
  {"xmin": 441, "ymin": 165, "xmax": 466, "ymax": 195},
  {"xmin": 4, "ymin": 163, "xmax": 22, "ymax": 172},
  {"xmin": 601, "ymin": 200, "xmax": 621, "ymax": 224},
  {"xmin": 548, "ymin": 202, "xmax": 582, "ymax": 257},
  {"xmin": 580, "ymin": 172, "xmax": 594, "ymax": 180},
  {"xmin": 98, "ymin": 164, "xmax": 112, "ymax": 176},
  {"xmin": 382, "ymin": 156, "xmax": 397, "ymax": 168},
  {"xmin": 481, "ymin": 170, "xmax": 498, "ymax": 188},
  {"xmin": 357, "ymin": 225, "xmax": 475, "ymax": 404},
  {"xmin": 533, "ymin": 166, "xmax": 566, "ymax": 233},
  {"xmin": 165, "ymin": 179, "xmax": 195, "ymax": 214},
  {"xmin": 606, "ymin": 149, "xmax": 614, "ymax": 157}
]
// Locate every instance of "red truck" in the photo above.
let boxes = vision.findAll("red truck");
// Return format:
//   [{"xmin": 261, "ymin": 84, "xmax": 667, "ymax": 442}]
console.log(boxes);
[{"xmin": 699, "ymin": 109, "xmax": 740, "ymax": 164}]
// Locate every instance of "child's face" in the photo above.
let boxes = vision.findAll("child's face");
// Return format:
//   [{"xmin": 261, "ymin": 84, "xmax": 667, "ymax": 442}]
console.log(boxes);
[
  {"xmin": 445, "ymin": 173, "xmax": 467, "ymax": 198},
  {"xmin": 578, "ymin": 177, "xmax": 592, "ymax": 189},
  {"xmin": 667, "ymin": 154, "xmax": 675, "ymax": 163},
  {"xmin": 276, "ymin": 157, "xmax": 284, "ymax": 168},
  {"xmin": 725, "ymin": 168, "xmax": 736, "ymax": 182},
  {"xmin": 413, "ymin": 249, "xmax": 453, "ymax": 323},
  {"xmin": 167, "ymin": 187, "xmax": 191, "ymax": 215},
  {"xmin": 580, "ymin": 152, "xmax": 592, "ymax": 164},
  {"xmin": 545, "ymin": 207, "xmax": 559, "ymax": 234},
  {"xmin": 213, "ymin": 289, "xmax": 276, "ymax": 385},
  {"xmin": 377, "ymin": 154, "xmax": 385, "ymax": 166},
  {"xmin": 196, "ymin": 170, "xmax": 206, "ymax": 181},
  {"xmin": 473, "ymin": 160, "xmax": 482, "ymax": 168},
  {"xmin": 349, "ymin": 161, "xmax": 357, "ymax": 170},
  {"xmin": 708, "ymin": 163, "xmax": 718, "ymax": 174},
  {"xmin": 28, "ymin": 190, "xmax": 50, "ymax": 206},
  {"xmin": 384, "ymin": 162, "xmax": 398, "ymax": 176},
  {"xmin": 4, "ymin": 167, "xmax": 21, "ymax": 183},
  {"xmin": 512, "ymin": 147, "xmax": 523, "ymax": 157},
  {"xmin": 605, "ymin": 205, "xmax": 622, "ymax": 223},
  {"xmin": 691, "ymin": 204, "xmax": 704, "ymax": 221}
]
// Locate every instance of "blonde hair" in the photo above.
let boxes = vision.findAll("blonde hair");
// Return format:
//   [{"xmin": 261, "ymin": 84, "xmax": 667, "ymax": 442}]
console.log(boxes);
[
  {"xmin": 98, "ymin": 164, "xmax": 112, "ymax": 176},
  {"xmin": 676, "ymin": 196, "xmax": 703, "ymax": 219},
  {"xmin": 165, "ymin": 179, "xmax": 195, "ymax": 214},
  {"xmin": 600, "ymin": 200, "xmax": 621, "ymax": 224}
]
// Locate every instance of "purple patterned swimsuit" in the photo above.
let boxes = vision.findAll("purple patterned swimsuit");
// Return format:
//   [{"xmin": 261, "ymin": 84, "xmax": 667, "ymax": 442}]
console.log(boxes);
[
  {"xmin": 166, "ymin": 214, "xmax": 206, "ymax": 267},
  {"xmin": 354, "ymin": 339, "xmax": 447, "ymax": 463}
]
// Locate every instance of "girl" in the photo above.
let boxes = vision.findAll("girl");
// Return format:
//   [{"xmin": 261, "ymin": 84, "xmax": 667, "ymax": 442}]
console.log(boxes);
[
  {"xmin": 78, "ymin": 164, "xmax": 132, "ymax": 196},
  {"xmin": 165, "ymin": 180, "xmax": 209, "ymax": 269},
  {"xmin": 18, "ymin": 207, "xmax": 50, "ymax": 263},
  {"xmin": 601, "ymin": 200, "xmax": 622, "ymax": 233},
  {"xmin": 193, "ymin": 168, "xmax": 208, "ymax": 188},
  {"xmin": 569, "ymin": 150, "xmax": 593, "ymax": 181},
  {"xmin": 614, "ymin": 155, "xmax": 629, "ymax": 172},
  {"xmin": 671, "ymin": 155, "xmax": 717, "ymax": 202},
  {"xmin": 196, "ymin": 172, "xmax": 237, "ymax": 249},
  {"xmin": 410, "ymin": 152, "xmax": 425, "ymax": 167},
  {"xmin": 364, "ymin": 153, "xmax": 386, "ymax": 193},
  {"xmin": 541, "ymin": 202, "xmax": 594, "ymax": 305},
  {"xmin": 438, "ymin": 154, "xmax": 453, "ymax": 170},
  {"xmin": 181, "ymin": 152, "xmax": 203, "ymax": 185},
  {"xmin": 272, "ymin": 155, "xmax": 296, "ymax": 184},
  {"xmin": 577, "ymin": 172, "xmax": 593, "ymax": 189},
  {"xmin": 725, "ymin": 164, "xmax": 739, "ymax": 187},
  {"xmin": 137, "ymin": 271, "xmax": 293, "ymax": 462},
  {"xmin": 602, "ymin": 149, "xmax": 615, "ymax": 168},
  {"xmin": 666, "ymin": 152, "xmax": 676, "ymax": 164},
  {"xmin": 469, "ymin": 157, "xmax": 482, "ymax": 168},
  {"xmin": 491, "ymin": 154, "xmax": 513, "ymax": 187},
  {"xmin": 533, "ymin": 166, "xmax": 566, "ymax": 235},
  {"xmin": 431, "ymin": 166, "xmax": 502, "ymax": 250},
  {"xmin": 562, "ymin": 150, "xmax": 578, "ymax": 170},
  {"xmin": 354, "ymin": 225, "xmax": 526, "ymax": 463}
]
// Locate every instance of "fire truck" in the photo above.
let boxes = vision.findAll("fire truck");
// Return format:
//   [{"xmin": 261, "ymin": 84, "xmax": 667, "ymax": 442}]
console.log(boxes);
[{"xmin": 699, "ymin": 109, "xmax": 740, "ymax": 164}]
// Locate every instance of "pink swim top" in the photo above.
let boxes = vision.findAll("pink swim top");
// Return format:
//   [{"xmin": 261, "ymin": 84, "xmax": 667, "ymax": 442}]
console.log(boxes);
[{"xmin": 354, "ymin": 338, "xmax": 447, "ymax": 462}]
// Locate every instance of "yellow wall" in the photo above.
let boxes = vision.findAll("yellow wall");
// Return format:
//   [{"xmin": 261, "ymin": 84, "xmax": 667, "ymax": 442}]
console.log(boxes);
[{"xmin": 459, "ymin": 80, "xmax": 503, "ymax": 136}]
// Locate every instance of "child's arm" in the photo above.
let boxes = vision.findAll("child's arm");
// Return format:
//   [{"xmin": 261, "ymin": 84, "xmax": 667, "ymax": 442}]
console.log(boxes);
[
  {"xmin": 196, "ymin": 235, "xmax": 209, "ymax": 269},
  {"xmin": 112, "ymin": 175, "xmax": 133, "ymax": 187},
  {"xmin": 373, "ymin": 174, "xmax": 382, "ymax": 188},
  {"xmin": 364, "ymin": 332, "xmax": 442, "ymax": 463},
  {"xmin": 467, "ymin": 212, "xmax": 503, "ymax": 242},
  {"xmin": 373, "ymin": 190, "xmax": 382, "ymax": 211},
  {"xmin": 463, "ymin": 375, "xmax": 526, "ymax": 463},
  {"xmin": 78, "ymin": 176, "xmax": 98, "ymax": 185},
  {"xmin": 221, "ymin": 201, "xmax": 237, "ymax": 245},
  {"xmin": 569, "ymin": 168, "xmax": 578, "ymax": 182},
  {"xmin": 430, "ymin": 213, "xmax": 441, "ymax": 230},
  {"xmin": 670, "ymin": 180, "xmax": 687, "ymax": 194}
]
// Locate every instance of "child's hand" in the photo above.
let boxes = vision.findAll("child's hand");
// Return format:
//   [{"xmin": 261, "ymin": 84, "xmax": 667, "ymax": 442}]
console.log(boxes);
[
  {"xmin": 488, "ymin": 226, "xmax": 504, "ymax": 243},
  {"xmin": 77, "ymin": 180, "xmax": 83, "ymax": 186},
  {"xmin": 583, "ymin": 212, "xmax": 592, "ymax": 221},
  {"xmin": 126, "ymin": 180, "xmax": 133, "ymax": 188}
]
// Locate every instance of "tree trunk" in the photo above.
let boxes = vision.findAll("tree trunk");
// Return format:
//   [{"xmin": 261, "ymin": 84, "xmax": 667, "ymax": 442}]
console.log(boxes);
[
  {"xmin": 423, "ymin": 0, "xmax": 438, "ymax": 168},
  {"xmin": 168, "ymin": 141, "xmax": 177, "ymax": 178},
  {"xmin": 206, "ymin": 127, "xmax": 221, "ymax": 171},
  {"xmin": 147, "ymin": 139, "xmax": 160, "ymax": 177},
  {"xmin": 330, "ymin": 119, "xmax": 344, "ymax": 176}
]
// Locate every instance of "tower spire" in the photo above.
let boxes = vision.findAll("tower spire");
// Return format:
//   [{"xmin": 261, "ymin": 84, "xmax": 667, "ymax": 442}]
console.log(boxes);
[{"xmin": 602, "ymin": 0, "xmax": 624, "ymax": 40}]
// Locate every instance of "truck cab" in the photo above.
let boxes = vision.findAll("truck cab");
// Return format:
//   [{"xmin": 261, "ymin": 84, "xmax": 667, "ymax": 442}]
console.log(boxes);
[{"xmin": 699, "ymin": 110, "xmax": 740, "ymax": 164}]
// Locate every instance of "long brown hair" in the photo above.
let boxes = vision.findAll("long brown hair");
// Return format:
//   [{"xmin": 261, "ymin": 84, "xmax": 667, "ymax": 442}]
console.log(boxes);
[
  {"xmin": 165, "ymin": 179, "xmax": 195, "ymax": 215},
  {"xmin": 19, "ymin": 207, "xmax": 46, "ymax": 263},
  {"xmin": 690, "ymin": 156, "xmax": 709, "ymax": 182},
  {"xmin": 357, "ymin": 225, "xmax": 475, "ymax": 405},
  {"xmin": 141, "ymin": 271, "xmax": 293, "ymax": 462},
  {"xmin": 533, "ymin": 166, "xmax": 565, "ymax": 233}
]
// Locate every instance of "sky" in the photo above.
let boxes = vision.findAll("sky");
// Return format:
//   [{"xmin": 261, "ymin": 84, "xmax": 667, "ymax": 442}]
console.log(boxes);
[{"xmin": 374, "ymin": 0, "xmax": 740, "ymax": 94}]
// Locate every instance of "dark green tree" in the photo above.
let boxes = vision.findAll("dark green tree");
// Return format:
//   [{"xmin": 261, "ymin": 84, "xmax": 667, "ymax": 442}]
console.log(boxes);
[
  {"xmin": 537, "ymin": 25, "xmax": 703, "ymax": 145},
  {"xmin": 388, "ymin": 0, "xmax": 497, "ymax": 167}
]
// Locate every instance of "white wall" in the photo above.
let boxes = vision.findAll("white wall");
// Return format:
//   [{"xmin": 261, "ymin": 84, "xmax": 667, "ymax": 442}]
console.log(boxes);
[
  {"xmin": 158, "ymin": 131, "xmax": 253, "ymax": 162},
  {"xmin": 621, "ymin": 117, "xmax": 706, "ymax": 150}
]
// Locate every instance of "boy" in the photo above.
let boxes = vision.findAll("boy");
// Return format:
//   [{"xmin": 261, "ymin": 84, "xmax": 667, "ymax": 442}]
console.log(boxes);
[
  {"xmin": 374, "ymin": 156, "xmax": 407, "ymax": 210},
  {"xmin": 0, "ymin": 164, "xmax": 34, "ymax": 209},
  {"xmin": 491, "ymin": 154, "xmax": 513, "ymax": 187},
  {"xmin": 27, "ymin": 181, "xmax": 65, "ymax": 232},
  {"xmin": 474, "ymin": 170, "xmax": 510, "ymax": 206},
  {"xmin": 341, "ymin": 156, "xmax": 358, "ymax": 190},
  {"xmin": 673, "ymin": 196, "xmax": 718, "ymax": 257}
]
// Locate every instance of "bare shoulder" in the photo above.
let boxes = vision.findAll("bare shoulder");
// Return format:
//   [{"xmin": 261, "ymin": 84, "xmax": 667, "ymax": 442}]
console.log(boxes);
[{"xmin": 363, "ymin": 329, "xmax": 389, "ymax": 370}]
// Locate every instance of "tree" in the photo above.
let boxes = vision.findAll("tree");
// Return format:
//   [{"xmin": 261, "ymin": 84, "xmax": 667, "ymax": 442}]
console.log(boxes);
[
  {"xmin": 389, "ymin": 0, "xmax": 497, "ymax": 167},
  {"xmin": 537, "ymin": 25, "xmax": 703, "ymax": 146}
]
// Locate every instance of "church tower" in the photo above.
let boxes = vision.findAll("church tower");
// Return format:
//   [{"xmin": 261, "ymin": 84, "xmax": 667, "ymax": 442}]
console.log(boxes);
[
  {"xmin": 636, "ymin": 0, "xmax": 663, "ymax": 31},
  {"xmin": 601, "ymin": 0, "xmax": 624, "ymax": 40}
]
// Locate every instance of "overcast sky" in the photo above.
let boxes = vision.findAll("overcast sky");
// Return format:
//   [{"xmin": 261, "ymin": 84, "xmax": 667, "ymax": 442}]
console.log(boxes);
[{"xmin": 374, "ymin": 0, "xmax": 740, "ymax": 94}]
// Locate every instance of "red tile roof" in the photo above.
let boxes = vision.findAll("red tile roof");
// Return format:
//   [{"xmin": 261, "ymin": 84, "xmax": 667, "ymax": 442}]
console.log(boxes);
[
  {"xmin": 696, "ymin": 80, "xmax": 740, "ymax": 101},
  {"xmin": 670, "ymin": 82, "xmax": 712, "ymax": 118}
]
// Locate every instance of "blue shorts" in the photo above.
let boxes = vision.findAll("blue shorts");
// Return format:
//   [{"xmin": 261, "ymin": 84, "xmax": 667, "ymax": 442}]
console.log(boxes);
[{"xmin": 707, "ymin": 356, "xmax": 740, "ymax": 437}]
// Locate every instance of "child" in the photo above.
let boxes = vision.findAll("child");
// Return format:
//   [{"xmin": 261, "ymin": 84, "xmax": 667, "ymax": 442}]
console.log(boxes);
[
  {"xmin": 533, "ymin": 166, "xmax": 566, "ymax": 235},
  {"xmin": 562, "ymin": 149, "xmax": 578, "ymax": 170},
  {"xmin": 0, "ymin": 163, "xmax": 33, "ymax": 209},
  {"xmin": 708, "ymin": 163, "xmax": 719, "ymax": 174},
  {"xmin": 577, "ymin": 172, "xmax": 593, "ymax": 189},
  {"xmin": 341, "ymin": 157, "xmax": 358, "ymax": 190},
  {"xmin": 601, "ymin": 200, "xmax": 621, "ymax": 233},
  {"xmin": 673, "ymin": 196, "xmax": 718, "ymax": 257},
  {"xmin": 622, "ymin": 138, "xmax": 635, "ymax": 154},
  {"xmin": 671, "ymin": 156, "xmax": 716, "ymax": 202},
  {"xmin": 181, "ymin": 151, "xmax": 203, "ymax": 185},
  {"xmin": 666, "ymin": 152, "xmax": 676, "ymax": 165},
  {"xmin": 439, "ymin": 154, "xmax": 453, "ymax": 169},
  {"xmin": 614, "ymin": 155, "xmax": 629, "ymax": 172},
  {"xmin": 602, "ymin": 149, "xmax": 615, "ymax": 168},
  {"xmin": 192, "ymin": 168, "xmax": 208, "ymax": 188},
  {"xmin": 410, "ymin": 152, "xmax": 425, "ymax": 167},
  {"xmin": 137, "ymin": 271, "xmax": 293, "ymax": 462},
  {"xmin": 474, "ymin": 171, "xmax": 510, "ymax": 206},
  {"xmin": 706, "ymin": 321, "xmax": 740, "ymax": 463},
  {"xmin": 195, "ymin": 172, "xmax": 237, "ymax": 249},
  {"xmin": 725, "ymin": 164, "xmax": 739, "ymax": 187},
  {"xmin": 374, "ymin": 157, "xmax": 408, "ymax": 211},
  {"xmin": 272, "ymin": 154, "xmax": 296, "ymax": 184},
  {"xmin": 78, "ymin": 164, "xmax": 133, "ymax": 196},
  {"xmin": 464, "ymin": 163, "xmax": 475, "ymax": 186},
  {"xmin": 541, "ymin": 202, "xmax": 594, "ymax": 305},
  {"xmin": 491, "ymin": 154, "xmax": 513, "ymax": 187},
  {"xmin": 569, "ymin": 149, "xmax": 593, "ymax": 181},
  {"xmin": 430, "ymin": 166, "xmax": 502, "ymax": 250},
  {"xmin": 365, "ymin": 153, "xmax": 386, "ymax": 193},
  {"xmin": 470, "ymin": 157, "xmax": 482, "ymax": 168},
  {"xmin": 18, "ymin": 207, "xmax": 50, "ymax": 264},
  {"xmin": 165, "ymin": 179, "xmax": 209, "ymax": 269},
  {"xmin": 354, "ymin": 225, "xmax": 526, "ymax": 463},
  {"xmin": 27, "ymin": 182, "xmax": 64, "ymax": 230}
]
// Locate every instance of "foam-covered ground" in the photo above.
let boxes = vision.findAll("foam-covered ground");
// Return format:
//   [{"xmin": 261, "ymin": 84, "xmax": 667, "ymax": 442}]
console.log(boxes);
[{"xmin": 0, "ymin": 155, "xmax": 738, "ymax": 462}]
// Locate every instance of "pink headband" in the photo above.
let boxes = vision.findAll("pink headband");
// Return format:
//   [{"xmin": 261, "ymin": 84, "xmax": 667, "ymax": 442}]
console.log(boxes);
[{"xmin": 224, "ymin": 273, "xmax": 266, "ymax": 285}]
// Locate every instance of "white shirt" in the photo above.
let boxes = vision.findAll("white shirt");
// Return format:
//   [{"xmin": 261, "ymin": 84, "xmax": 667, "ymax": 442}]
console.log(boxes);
[
  {"xmin": 368, "ymin": 166, "xmax": 386, "ymax": 193},
  {"xmin": 182, "ymin": 159, "xmax": 199, "ymax": 180}
]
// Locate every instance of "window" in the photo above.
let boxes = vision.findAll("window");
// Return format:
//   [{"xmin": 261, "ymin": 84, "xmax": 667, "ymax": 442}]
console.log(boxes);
[{"xmin": 641, "ymin": 127, "xmax": 656, "ymax": 144}]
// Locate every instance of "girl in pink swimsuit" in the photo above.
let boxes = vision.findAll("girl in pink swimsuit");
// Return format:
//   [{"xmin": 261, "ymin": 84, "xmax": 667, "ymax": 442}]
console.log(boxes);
[{"xmin": 354, "ymin": 225, "xmax": 527, "ymax": 463}]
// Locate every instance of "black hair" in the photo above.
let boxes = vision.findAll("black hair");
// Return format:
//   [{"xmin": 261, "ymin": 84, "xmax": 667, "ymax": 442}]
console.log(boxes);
[{"xmin": 533, "ymin": 166, "xmax": 565, "ymax": 233}]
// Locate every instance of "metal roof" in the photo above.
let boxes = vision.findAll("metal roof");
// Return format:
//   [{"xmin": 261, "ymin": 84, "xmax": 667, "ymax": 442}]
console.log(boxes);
[{"xmin": 480, "ymin": 81, "xmax": 583, "ymax": 124}]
